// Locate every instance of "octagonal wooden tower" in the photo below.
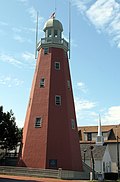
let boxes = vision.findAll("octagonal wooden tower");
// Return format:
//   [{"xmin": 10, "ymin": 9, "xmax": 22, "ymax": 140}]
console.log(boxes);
[{"xmin": 19, "ymin": 17, "xmax": 83, "ymax": 171}]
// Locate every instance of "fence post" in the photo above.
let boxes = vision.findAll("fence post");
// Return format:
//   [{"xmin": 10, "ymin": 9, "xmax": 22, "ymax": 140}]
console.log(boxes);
[{"xmin": 58, "ymin": 168, "xmax": 62, "ymax": 179}]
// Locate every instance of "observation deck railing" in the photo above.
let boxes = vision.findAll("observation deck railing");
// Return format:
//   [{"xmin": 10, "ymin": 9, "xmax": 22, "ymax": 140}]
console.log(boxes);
[{"xmin": 37, "ymin": 37, "xmax": 69, "ymax": 51}]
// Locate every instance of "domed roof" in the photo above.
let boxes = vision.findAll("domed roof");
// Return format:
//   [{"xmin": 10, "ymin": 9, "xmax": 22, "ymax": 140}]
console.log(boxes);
[{"xmin": 43, "ymin": 18, "xmax": 63, "ymax": 32}]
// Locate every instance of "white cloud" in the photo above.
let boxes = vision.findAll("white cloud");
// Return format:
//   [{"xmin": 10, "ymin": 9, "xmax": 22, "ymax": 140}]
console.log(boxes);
[
  {"xmin": 28, "ymin": 7, "xmax": 37, "ymax": 22},
  {"xmin": 75, "ymin": 98, "xmax": 120, "ymax": 126},
  {"xmin": 13, "ymin": 34, "xmax": 33, "ymax": 44},
  {"xmin": 0, "ymin": 75, "xmax": 24, "ymax": 87},
  {"xmin": 16, "ymin": 119, "xmax": 24, "ymax": 128},
  {"xmin": 72, "ymin": 0, "xmax": 120, "ymax": 48},
  {"xmin": 103, "ymin": 106, "xmax": 120, "ymax": 125},
  {"xmin": 22, "ymin": 27, "xmax": 36, "ymax": 33},
  {"xmin": 75, "ymin": 81, "xmax": 97, "ymax": 125},
  {"xmin": 13, "ymin": 35, "xmax": 25, "ymax": 43},
  {"xmin": 74, "ymin": 80, "xmax": 120, "ymax": 126},
  {"xmin": 0, "ymin": 53, "xmax": 23, "ymax": 68},
  {"xmin": 74, "ymin": 97, "xmax": 97, "ymax": 126},
  {"xmin": 77, "ymin": 81, "xmax": 87, "ymax": 93},
  {"xmin": 18, "ymin": 0, "xmax": 27, "ymax": 1},
  {"xmin": 75, "ymin": 97, "xmax": 96, "ymax": 112},
  {"xmin": 22, "ymin": 51, "xmax": 35, "ymax": 61},
  {"xmin": 0, "ymin": 52, "xmax": 35, "ymax": 69},
  {"xmin": 86, "ymin": 0, "xmax": 118, "ymax": 28},
  {"xmin": 0, "ymin": 21, "xmax": 8, "ymax": 26},
  {"xmin": 28, "ymin": 7, "xmax": 44, "ymax": 24},
  {"xmin": 17, "ymin": 0, "xmax": 28, "ymax": 3},
  {"xmin": 72, "ymin": 0, "xmax": 93, "ymax": 11},
  {"xmin": 12, "ymin": 27, "xmax": 22, "ymax": 33},
  {"xmin": 21, "ymin": 51, "xmax": 35, "ymax": 68}
]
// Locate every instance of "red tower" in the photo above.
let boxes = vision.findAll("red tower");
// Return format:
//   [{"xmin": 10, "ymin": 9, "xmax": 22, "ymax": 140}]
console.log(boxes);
[{"xmin": 19, "ymin": 17, "xmax": 83, "ymax": 171}]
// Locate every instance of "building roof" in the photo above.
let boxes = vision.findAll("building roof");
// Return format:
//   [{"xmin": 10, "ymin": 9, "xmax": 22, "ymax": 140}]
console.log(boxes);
[
  {"xmin": 43, "ymin": 18, "xmax": 63, "ymax": 32},
  {"xmin": 80, "ymin": 143, "xmax": 106, "ymax": 160},
  {"xmin": 78, "ymin": 124, "xmax": 120, "ymax": 143}
]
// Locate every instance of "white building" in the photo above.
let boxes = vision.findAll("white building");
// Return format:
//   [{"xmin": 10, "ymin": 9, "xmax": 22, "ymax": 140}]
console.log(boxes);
[{"xmin": 78, "ymin": 124, "xmax": 120, "ymax": 175}]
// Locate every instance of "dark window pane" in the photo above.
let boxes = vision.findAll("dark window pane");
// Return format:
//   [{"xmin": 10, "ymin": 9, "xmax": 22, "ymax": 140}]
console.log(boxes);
[
  {"xmin": 44, "ymin": 47, "xmax": 49, "ymax": 54},
  {"xmin": 87, "ymin": 133, "xmax": 92, "ymax": 141},
  {"xmin": 40, "ymin": 78, "xmax": 45, "ymax": 88},
  {"xmin": 49, "ymin": 159, "xmax": 57, "ymax": 168},
  {"xmin": 35, "ymin": 117, "xmax": 42, "ymax": 128}
]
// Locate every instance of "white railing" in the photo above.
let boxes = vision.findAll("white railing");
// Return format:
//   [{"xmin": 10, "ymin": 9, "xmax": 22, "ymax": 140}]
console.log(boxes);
[
  {"xmin": 37, "ymin": 37, "xmax": 69, "ymax": 51},
  {"xmin": 0, "ymin": 166, "xmax": 89, "ymax": 179}
]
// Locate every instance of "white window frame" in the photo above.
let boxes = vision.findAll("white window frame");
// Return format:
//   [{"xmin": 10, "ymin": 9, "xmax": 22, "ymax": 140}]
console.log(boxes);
[
  {"xmin": 55, "ymin": 62, "xmax": 60, "ymax": 70},
  {"xmin": 67, "ymin": 80, "xmax": 70, "ymax": 89},
  {"xmin": 48, "ymin": 29, "xmax": 52, "ymax": 37},
  {"xmin": 71, "ymin": 119, "xmax": 75, "ymax": 129},
  {"xmin": 55, "ymin": 95, "xmax": 61, "ymax": 106},
  {"xmin": 44, "ymin": 47, "xmax": 49, "ymax": 54},
  {"xmin": 35, "ymin": 117, "xmax": 42, "ymax": 128},
  {"xmin": 54, "ymin": 29, "xmax": 58, "ymax": 37},
  {"xmin": 40, "ymin": 78, "xmax": 45, "ymax": 88}
]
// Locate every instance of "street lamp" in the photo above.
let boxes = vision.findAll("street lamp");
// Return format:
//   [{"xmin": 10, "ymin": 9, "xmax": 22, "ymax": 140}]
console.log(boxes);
[
  {"xmin": 84, "ymin": 149, "xmax": 87, "ymax": 163},
  {"xmin": 117, "ymin": 136, "xmax": 120, "ymax": 178},
  {"xmin": 90, "ymin": 145, "xmax": 95, "ymax": 180}
]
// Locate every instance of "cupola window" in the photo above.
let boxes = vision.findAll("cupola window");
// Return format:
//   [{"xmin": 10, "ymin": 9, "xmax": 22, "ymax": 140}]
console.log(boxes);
[
  {"xmin": 54, "ymin": 30, "xmax": 58, "ymax": 37},
  {"xmin": 48, "ymin": 29, "xmax": 52, "ymax": 37}
]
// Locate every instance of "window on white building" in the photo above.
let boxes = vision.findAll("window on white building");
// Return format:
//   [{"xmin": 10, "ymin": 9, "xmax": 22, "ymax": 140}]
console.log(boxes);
[{"xmin": 87, "ymin": 133, "xmax": 92, "ymax": 141}]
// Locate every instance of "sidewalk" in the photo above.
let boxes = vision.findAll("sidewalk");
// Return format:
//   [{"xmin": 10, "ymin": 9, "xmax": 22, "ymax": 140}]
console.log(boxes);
[{"xmin": 0, "ymin": 174, "xmax": 90, "ymax": 182}]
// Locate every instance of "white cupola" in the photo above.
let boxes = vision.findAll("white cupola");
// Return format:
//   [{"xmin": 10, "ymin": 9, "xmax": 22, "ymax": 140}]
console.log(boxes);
[
  {"xmin": 43, "ymin": 17, "xmax": 63, "ymax": 39},
  {"xmin": 37, "ymin": 17, "xmax": 69, "ymax": 52}
]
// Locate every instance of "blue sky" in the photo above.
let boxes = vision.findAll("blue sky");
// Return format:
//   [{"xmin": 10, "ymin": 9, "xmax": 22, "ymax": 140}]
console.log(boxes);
[{"xmin": 0, "ymin": 0, "xmax": 120, "ymax": 128}]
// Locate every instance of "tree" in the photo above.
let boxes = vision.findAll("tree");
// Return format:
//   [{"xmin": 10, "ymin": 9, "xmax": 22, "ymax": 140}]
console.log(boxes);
[{"xmin": 0, "ymin": 106, "xmax": 22, "ymax": 151}]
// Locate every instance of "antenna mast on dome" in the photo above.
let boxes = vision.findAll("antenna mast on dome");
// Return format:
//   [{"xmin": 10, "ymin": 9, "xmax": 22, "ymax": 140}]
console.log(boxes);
[
  {"xmin": 50, "ymin": 12, "xmax": 56, "ymax": 19},
  {"xmin": 35, "ymin": 11, "xmax": 39, "ymax": 59},
  {"xmin": 50, "ymin": 0, "xmax": 56, "ymax": 19},
  {"xmin": 55, "ymin": 0, "xmax": 57, "ymax": 17}
]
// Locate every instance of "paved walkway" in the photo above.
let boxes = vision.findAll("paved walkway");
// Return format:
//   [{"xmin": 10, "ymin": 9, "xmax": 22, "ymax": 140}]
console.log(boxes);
[{"xmin": 0, "ymin": 175, "xmax": 90, "ymax": 182}]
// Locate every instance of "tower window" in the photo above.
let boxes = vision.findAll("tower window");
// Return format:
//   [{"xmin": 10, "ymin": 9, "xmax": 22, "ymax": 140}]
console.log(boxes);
[
  {"xmin": 40, "ymin": 78, "xmax": 45, "ymax": 88},
  {"xmin": 49, "ymin": 159, "xmax": 57, "ymax": 168},
  {"xmin": 35, "ymin": 117, "xmax": 42, "ymax": 128},
  {"xmin": 71, "ymin": 119, "xmax": 75, "ymax": 129},
  {"xmin": 55, "ymin": 62, "xmax": 60, "ymax": 70},
  {"xmin": 67, "ymin": 80, "xmax": 70, "ymax": 89},
  {"xmin": 54, "ymin": 30, "xmax": 58, "ymax": 37},
  {"xmin": 55, "ymin": 95, "xmax": 61, "ymax": 105},
  {"xmin": 44, "ymin": 47, "xmax": 49, "ymax": 54},
  {"xmin": 48, "ymin": 29, "xmax": 52, "ymax": 37}
]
